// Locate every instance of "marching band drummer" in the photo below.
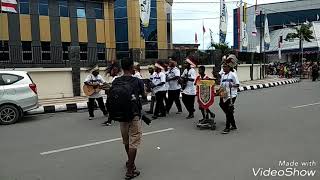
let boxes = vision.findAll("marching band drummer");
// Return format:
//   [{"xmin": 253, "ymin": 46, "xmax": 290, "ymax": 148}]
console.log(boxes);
[
  {"xmin": 146, "ymin": 65, "xmax": 156, "ymax": 114},
  {"xmin": 181, "ymin": 57, "xmax": 197, "ymax": 119},
  {"xmin": 84, "ymin": 65, "xmax": 108, "ymax": 120},
  {"xmin": 151, "ymin": 62, "xmax": 167, "ymax": 119}
]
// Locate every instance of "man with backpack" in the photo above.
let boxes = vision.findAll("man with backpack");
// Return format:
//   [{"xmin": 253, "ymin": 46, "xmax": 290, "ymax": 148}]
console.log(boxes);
[{"xmin": 106, "ymin": 58, "xmax": 146, "ymax": 179}]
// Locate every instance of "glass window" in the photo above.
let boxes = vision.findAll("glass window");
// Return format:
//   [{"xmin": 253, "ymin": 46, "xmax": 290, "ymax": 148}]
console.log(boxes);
[
  {"xmin": 77, "ymin": 8, "xmax": 86, "ymax": 18},
  {"xmin": 22, "ymin": 41, "xmax": 32, "ymax": 61},
  {"xmin": 76, "ymin": 1, "xmax": 86, "ymax": 18},
  {"xmin": 62, "ymin": 42, "xmax": 70, "ymax": 60},
  {"xmin": 19, "ymin": 0, "xmax": 30, "ymax": 14},
  {"xmin": 115, "ymin": 0, "xmax": 128, "ymax": 47},
  {"xmin": 41, "ymin": 42, "xmax": 51, "ymax": 60},
  {"xmin": 93, "ymin": 3, "xmax": 103, "ymax": 19},
  {"xmin": 41, "ymin": 42, "xmax": 51, "ymax": 51},
  {"xmin": 58, "ymin": 0, "xmax": 69, "ymax": 17},
  {"xmin": 116, "ymin": 43, "xmax": 129, "ymax": 60},
  {"xmin": 79, "ymin": 43, "xmax": 87, "ymax": 60},
  {"xmin": 39, "ymin": 0, "xmax": 49, "ymax": 16},
  {"xmin": 1, "ymin": 74, "xmax": 23, "ymax": 85},
  {"xmin": 22, "ymin": 41, "xmax": 32, "ymax": 51},
  {"xmin": 145, "ymin": 20, "xmax": 157, "ymax": 42},
  {"xmin": 0, "ymin": 41, "xmax": 9, "ymax": 61},
  {"xmin": 97, "ymin": 43, "xmax": 105, "ymax": 61}
]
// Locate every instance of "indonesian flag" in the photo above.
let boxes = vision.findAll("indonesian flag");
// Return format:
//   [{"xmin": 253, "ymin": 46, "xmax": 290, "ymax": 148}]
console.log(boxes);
[{"xmin": 1, "ymin": 0, "xmax": 18, "ymax": 13}]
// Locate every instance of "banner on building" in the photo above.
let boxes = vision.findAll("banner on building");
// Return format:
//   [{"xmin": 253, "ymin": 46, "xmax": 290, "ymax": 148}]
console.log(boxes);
[
  {"xmin": 252, "ymin": 0, "xmax": 258, "ymax": 36},
  {"xmin": 242, "ymin": 3, "xmax": 248, "ymax": 51},
  {"xmin": 1, "ymin": 0, "xmax": 17, "ymax": 13},
  {"xmin": 140, "ymin": 0, "xmax": 151, "ymax": 28},
  {"xmin": 219, "ymin": 0, "xmax": 227, "ymax": 44},
  {"xmin": 264, "ymin": 14, "xmax": 271, "ymax": 51}
]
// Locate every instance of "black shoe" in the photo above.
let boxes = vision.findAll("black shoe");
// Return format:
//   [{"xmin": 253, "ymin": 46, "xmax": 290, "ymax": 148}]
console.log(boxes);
[
  {"xmin": 186, "ymin": 114, "xmax": 194, "ymax": 119},
  {"xmin": 145, "ymin": 111, "xmax": 153, "ymax": 114},
  {"xmin": 102, "ymin": 121, "xmax": 112, "ymax": 126},
  {"xmin": 230, "ymin": 126, "xmax": 238, "ymax": 131},
  {"xmin": 159, "ymin": 114, "xmax": 166, "ymax": 117},
  {"xmin": 152, "ymin": 115, "xmax": 158, "ymax": 119},
  {"xmin": 221, "ymin": 128, "xmax": 230, "ymax": 134}
]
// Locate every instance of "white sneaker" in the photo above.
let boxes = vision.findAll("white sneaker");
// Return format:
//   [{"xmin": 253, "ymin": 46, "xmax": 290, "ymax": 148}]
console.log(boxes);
[{"xmin": 89, "ymin": 117, "xmax": 94, "ymax": 120}]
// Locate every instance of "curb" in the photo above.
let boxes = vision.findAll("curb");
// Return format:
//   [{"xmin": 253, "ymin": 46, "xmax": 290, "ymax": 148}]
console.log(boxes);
[{"xmin": 26, "ymin": 78, "xmax": 300, "ymax": 115}]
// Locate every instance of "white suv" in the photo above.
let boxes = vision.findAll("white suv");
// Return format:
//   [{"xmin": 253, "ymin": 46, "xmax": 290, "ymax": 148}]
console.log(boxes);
[{"xmin": 0, "ymin": 71, "xmax": 39, "ymax": 125}]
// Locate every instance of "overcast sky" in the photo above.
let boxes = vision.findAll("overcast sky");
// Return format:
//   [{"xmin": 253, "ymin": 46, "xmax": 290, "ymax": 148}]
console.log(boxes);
[{"xmin": 172, "ymin": 0, "xmax": 293, "ymax": 49}]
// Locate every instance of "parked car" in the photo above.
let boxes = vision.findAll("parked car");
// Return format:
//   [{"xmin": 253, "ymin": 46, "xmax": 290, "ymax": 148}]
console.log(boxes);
[{"xmin": 0, "ymin": 71, "xmax": 38, "ymax": 125}]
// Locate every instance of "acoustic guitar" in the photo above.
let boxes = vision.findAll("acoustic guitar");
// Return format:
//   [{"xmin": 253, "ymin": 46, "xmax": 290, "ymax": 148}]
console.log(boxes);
[{"xmin": 83, "ymin": 83, "xmax": 111, "ymax": 96}]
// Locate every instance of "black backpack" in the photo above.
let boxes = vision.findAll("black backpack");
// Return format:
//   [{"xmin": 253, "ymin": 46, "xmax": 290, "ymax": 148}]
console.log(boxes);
[{"xmin": 107, "ymin": 77, "xmax": 139, "ymax": 122}]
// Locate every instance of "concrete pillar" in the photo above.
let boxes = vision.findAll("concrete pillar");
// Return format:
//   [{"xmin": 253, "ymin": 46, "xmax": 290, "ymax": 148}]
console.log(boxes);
[{"xmin": 69, "ymin": 46, "xmax": 81, "ymax": 96}]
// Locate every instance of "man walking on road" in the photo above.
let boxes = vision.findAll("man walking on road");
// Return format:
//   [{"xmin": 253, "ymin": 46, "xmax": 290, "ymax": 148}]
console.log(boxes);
[
  {"xmin": 107, "ymin": 58, "xmax": 145, "ymax": 179},
  {"xmin": 166, "ymin": 59, "xmax": 182, "ymax": 114},
  {"xmin": 84, "ymin": 65, "xmax": 108, "ymax": 120},
  {"xmin": 181, "ymin": 57, "xmax": 197, "ymax": 119},
  {"xmin": 219, "ymin": 57, "xmax": 240, "ymax": 134}
]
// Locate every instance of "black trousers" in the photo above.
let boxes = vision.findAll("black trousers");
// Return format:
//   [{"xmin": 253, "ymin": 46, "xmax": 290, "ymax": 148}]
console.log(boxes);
[
  {"xmin": 149, "ymin": 96, "xmax": 156, "ymax": 113},
  {"xmin": 166, "ymin": 90, "xmax": 182, "ymax": 112},
  {"xmin": 88, "ymin": 97, "xmax": 108, "ymax": 117},
  {"xmin": 219, "ymin": 97, "xmax": 237, "ymax": 129},
  {"xmin": 312, "ymin": 72, "xmax": 319, "ymax": 81},
  {"xmin": 154, "ymin": 91, "xmax": 167, "ymax": 116},
  {"xmin": 182, "ymin": 94, "xmax": 195, "ymax": 115}
]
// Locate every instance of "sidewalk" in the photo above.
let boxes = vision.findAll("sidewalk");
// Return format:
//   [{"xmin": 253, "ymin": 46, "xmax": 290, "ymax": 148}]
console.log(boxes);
[{"xmin": 27, "ymin": 77, "xmax": 300, "ymax": 115}]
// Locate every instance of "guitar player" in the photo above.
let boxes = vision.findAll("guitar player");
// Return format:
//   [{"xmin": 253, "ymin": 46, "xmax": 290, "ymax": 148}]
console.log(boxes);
[{"xmin": 84, "ymin": 65, "xmax": 108, "ymax": 120}]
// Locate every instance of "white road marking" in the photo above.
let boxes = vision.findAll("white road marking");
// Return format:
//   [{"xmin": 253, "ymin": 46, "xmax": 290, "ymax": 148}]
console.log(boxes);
[
  {"xmin": 40, "ymin": 128, "xmax": 175, "ymax": 155},
  {"xmin": 291, "ymin": 102, "xmax": 320, "ymax": 109}
]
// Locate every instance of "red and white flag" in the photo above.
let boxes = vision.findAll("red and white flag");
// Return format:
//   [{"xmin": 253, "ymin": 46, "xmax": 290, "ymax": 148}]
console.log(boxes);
[
  {"xmin": 195, "ymin": 33, "xmax": 198, "ymax": 44},
  {"xmin": 1, "ymin": 0, "xmax": 18, "ymax": 13}
]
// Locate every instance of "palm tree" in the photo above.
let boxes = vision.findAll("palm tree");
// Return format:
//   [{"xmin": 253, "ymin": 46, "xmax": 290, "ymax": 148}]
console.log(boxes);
[
  {"xmin": 285, "ymin": 23, "xmax": 314, "ymax": 64},
  {"xmin": 207, "ymin": 42, "xmax": 232, "ymax": 73},
  {"xmin": 208, "ymin": 42, "xmax": 231, "ymax": 55}
]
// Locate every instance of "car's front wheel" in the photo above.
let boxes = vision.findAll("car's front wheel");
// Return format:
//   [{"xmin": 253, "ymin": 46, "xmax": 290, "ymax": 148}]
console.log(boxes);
[{"xmin": 0, "ymin": 105, "xmax": 21, "ymax": 125}]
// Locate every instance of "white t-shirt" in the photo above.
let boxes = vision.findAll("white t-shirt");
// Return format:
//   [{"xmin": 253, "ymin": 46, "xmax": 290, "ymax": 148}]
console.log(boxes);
[
  {"xmin": 149, "ymin": 73, "xmax": 155, "ymax": 96},
  {"xmin": 111, "ymin": 75, "xmax": 120, "ymax": 83},
  {"xmin": 219, "ymin": 68, "xmax": 237, "ymax": 75},
  {"xmin": 220, "ymin": 71, "xmax": 240, "ymax": 101},
  {"xmin": 164, "ymin": 70, "xmax": 169, "ymax": 91},
  {"xmin": 167, "ymin": 67, "xmax": 181, "ymax": 91},
  {"xmin": 133, "ymin": 71, "xmax": 142, "ymax": 79},
  {"xmin": 84, "ymin": 74, "xmax": 106, "ymax": 98},
  {"xmin": 152, "ymin": 71, "xmax": 166, "ymax": 93},
  {"xmin": 181, "ymin": 68, "xmax": 196, "ymax": 95}
]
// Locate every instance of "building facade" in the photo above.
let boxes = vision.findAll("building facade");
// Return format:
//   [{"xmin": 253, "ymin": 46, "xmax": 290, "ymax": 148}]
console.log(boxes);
[
  {"xmin": 233, "ymin": 0, "xmax": 320, "ymax": 62},
  {"xmin": 0, "ymin": 0, "xmax": 172, "ymax": 67}
]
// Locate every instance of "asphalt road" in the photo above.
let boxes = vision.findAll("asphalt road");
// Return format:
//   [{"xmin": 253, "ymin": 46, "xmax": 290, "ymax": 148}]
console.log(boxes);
[{"xmin": 1, "ymin": 80, "xmax": 320, "ymax": 180}]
